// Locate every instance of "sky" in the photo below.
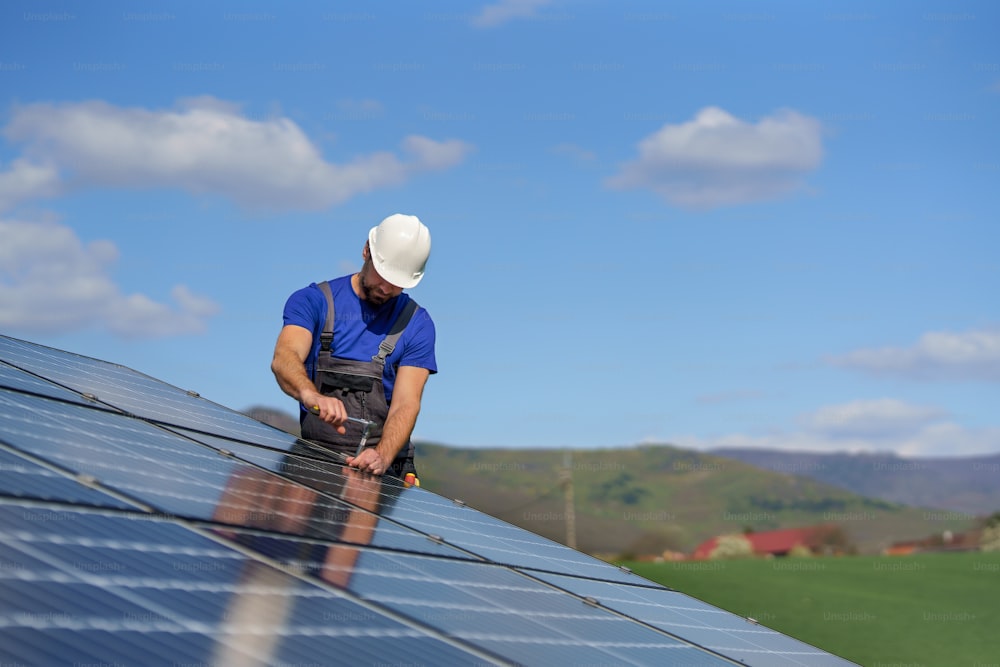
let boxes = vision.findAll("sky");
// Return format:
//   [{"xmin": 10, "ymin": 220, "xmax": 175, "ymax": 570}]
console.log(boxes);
[{"xmin": 1, "ymin": 0, "xmax": 998, "ymax": 458}]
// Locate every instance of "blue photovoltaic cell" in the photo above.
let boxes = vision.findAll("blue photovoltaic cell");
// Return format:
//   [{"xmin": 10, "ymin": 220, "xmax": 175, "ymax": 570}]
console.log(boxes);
[
  {"xmin": 382, "ymin": 485, "xmax": 645, "ymax": 583},
  {"xmin": 0, "ymin": 387, "xmax": 260, "ymax": 516},
  {"xmin": 0, "ymin": 503, "xmax": 501, "ymax": 667},
  {"xmin": 0, "ymin": 447, "xmax": 133, "ymax": 509},
  {"xmin": 0, "ymin": 335, "xmax": 295, "ymax": 446},
  {"xmin": 0, "ymin": 390, "xmax": 477, "ymax": 561},
  {"xmin": 0, "ymin": 336, "xmax": 860, "ymax": 666},
  {"xmin": 0, "ymin": 359, "xmax": 92, "ymax": 405},
  {"xmin": 532, "ymin": 571, "xmax": 859, "ymax": 667},
  {"xmin": 243, "ymin": 538, "xmax": 735, "ymax": 667}
]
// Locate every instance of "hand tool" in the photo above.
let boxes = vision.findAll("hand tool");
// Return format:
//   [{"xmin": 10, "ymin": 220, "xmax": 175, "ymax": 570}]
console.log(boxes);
[{"xmin": 310, "ymin": 406, "xmax": 378, "ymax": 456}]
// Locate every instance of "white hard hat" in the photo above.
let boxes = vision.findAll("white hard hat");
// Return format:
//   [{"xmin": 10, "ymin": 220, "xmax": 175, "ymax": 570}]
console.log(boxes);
[{"xmin": 368, "ymin": 214, "xmax": 431, "ymax": 288}]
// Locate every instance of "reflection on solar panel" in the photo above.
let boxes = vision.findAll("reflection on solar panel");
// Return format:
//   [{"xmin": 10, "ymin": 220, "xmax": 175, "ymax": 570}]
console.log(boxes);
[{"xmin": 0, "ymin": 335, "xmax": 859, "ymax": 666}]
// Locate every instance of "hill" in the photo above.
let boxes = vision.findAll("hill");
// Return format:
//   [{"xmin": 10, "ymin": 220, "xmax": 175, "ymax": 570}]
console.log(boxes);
[
  {"xmin": 413, "ymin": 442, "xmax": 976, "ymax": 556},
  {"xmin": 240, "ymin": 407, "xmax": 983, "ymax": 557},
  {"xmin": 712, "ymin": 448, "xmax": 1000, "ymax": 516}
]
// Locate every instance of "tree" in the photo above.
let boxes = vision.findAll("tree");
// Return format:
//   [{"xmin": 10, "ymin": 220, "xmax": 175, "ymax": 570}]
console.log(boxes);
[
  {"xmin": 709, "ymin": 533, "xmax": 754, "ymax": 560},
  {"xmin": 980, "ymin": 512, "xmax": 1000, "ymax": 552}
]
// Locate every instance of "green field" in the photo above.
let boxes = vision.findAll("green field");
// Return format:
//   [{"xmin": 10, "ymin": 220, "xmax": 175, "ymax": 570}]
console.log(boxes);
[{"xmin": 622, "ymin": 552, "xmax": 999, "ymax": 666}]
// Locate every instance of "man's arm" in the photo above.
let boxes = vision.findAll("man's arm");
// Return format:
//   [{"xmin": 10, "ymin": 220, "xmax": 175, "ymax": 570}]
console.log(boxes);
[
  {"xmin": 270, "ymin": 324, "xmax": 348, "ymax": 432},
  {"xmin": 347, "ymin": 365, "xmax": 430, "ymax": 475}
]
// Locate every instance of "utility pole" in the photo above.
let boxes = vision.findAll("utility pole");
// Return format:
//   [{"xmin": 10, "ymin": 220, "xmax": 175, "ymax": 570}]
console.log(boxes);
[{"xmin": 560, "ymin": 450, "xmax": 577, "ymax": 550}]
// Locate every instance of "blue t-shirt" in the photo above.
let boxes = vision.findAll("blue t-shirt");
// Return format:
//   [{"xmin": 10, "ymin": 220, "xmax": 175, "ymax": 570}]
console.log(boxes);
[{"xmin": 282, "ymin": 275, "xmax": 437, "ymax": 405}]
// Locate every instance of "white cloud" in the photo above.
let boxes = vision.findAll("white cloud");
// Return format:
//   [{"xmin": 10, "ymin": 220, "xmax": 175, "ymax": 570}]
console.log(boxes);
[
  {"xmin": 471, "ymin": 0, "xmax": 553, "ymax": 27},
  {"xmin": 672, "ymin": 398, "xmax": 997, "ymax": 457},
  {"xmin": 802, "ymin": 398, "xmax": 945, "ymax": 438},
  {"xmin": 606, "ymin": 106, "xmax": 823, "ymax": 208},
  {"xmin": 0, "ymin": 158, "xmax": 62, "ymax": 212},
  {"xmin": 829, "ymin": 329, "xmax": 1000, "ymax": 381},
  {"xmin": 2, "ymin": 98, "xmax": 473, "ymax": 211},
  {"xmin": 0, "ymin": 219, "xmax": 218, "ymax": 338},
  {"xmin": 402, "ymin": 135, "xmax": 474, "ymax": 169}
]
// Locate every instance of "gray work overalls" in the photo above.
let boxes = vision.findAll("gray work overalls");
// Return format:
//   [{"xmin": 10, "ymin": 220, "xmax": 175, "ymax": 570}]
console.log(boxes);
[{"xmin": 300, "ymin": 281, "xmax": 419, "ymax": 479}]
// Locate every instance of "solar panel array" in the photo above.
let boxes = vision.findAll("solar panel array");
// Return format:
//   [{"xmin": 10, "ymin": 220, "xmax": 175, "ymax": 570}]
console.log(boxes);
[{"xmin": 0, "ymin": 335, "xmax": 858, "ymax": 666}]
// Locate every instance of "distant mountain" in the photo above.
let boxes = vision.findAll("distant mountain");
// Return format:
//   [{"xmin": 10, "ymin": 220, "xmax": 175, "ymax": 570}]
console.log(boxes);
[
  {"xmin": 413, "ymin": 442, "xmax": 976, "ymax": 557},
  {"xmin": 711, "ymin": 448, "xmax": 1000, "ymax": 516}
]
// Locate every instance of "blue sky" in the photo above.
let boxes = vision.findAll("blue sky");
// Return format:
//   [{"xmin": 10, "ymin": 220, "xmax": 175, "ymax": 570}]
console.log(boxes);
[{"xmin": 1, "ymin": 0, "xmax": 998, "ymax": 457}]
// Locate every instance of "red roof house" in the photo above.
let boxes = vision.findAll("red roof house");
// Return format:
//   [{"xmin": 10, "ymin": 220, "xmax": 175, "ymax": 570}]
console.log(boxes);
[{"xmin": 692, "ymin": 524, "xmax": 842, "ymax": 559}]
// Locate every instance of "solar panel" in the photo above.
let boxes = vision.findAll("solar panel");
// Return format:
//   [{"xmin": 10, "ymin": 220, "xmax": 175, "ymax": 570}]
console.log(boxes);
[{"xmin": 0, "ymin": 335, "xmax": 859, "ymax": 666}]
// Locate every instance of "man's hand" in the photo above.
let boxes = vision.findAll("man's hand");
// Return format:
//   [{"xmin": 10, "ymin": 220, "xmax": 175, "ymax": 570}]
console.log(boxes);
[
  {"xmin": 344, "ymin": 365, "xmax": 430, "ymax": 477},
  {"xmin": 273, "ymin": 325, "xmax": 349, "ymax": 435},
  {"xmin": 346, "ymin": 447, "xmax": 388, "ymax": 476},
  {"xmin": 303, "ymin": 390, "xmax": 348, "ymax": 435}
]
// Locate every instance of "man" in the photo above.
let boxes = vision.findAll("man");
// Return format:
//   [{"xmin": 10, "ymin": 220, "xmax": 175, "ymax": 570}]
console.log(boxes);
[{"xmin": 271, "ymin": 214, "xmax": 436, "ymax": 478}]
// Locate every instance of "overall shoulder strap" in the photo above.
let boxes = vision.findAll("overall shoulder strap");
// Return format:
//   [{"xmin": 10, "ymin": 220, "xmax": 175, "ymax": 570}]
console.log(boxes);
[
  {"xmin": 373, "ymin": 298, "xmax": 419, "ymax": 365},
  {"xmin": 317, "ymin": 281, "xmax": 335, "ymax": 354}
]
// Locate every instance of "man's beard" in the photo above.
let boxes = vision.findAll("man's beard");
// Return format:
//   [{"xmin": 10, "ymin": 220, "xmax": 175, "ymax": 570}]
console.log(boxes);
[{"xmin": 359, "ymin": 271, "xmax": 391, "ymax": 305}]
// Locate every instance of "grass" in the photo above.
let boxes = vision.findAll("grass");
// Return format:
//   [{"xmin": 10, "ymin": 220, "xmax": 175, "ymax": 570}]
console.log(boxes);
[{"xmin": 622, "ymin": 551, "xmax": 1000, "ymax": 667}]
